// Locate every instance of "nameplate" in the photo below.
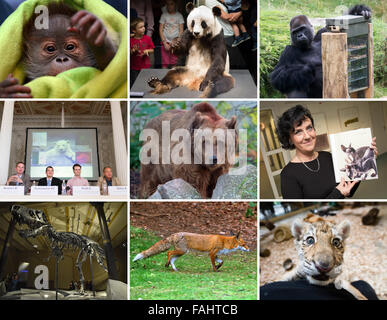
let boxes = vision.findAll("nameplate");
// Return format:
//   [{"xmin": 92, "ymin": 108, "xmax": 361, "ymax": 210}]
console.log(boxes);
[
  {"xmin": 0, "ymin": 186, "xmax": 25, "ymax": 195},
  {"xmin": 108, "ymin": 186, "xmax": 128, "ymax": 196},
  {"xmin": 31, "ymin": 186, "xmax": 58, "ymax": 196},
  {"xmin": 73, "ymin": 186, "xmax": 100, "ymax": 196}
]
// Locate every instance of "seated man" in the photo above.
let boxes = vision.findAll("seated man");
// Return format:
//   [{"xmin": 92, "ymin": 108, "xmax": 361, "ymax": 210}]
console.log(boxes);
[
  {"xmin": 6, "ymin": 162, "xmax": 31, "ymax": 195},
  {"xmin": 66, "ymin": 164, "xmax": 89, "ymax": 195},
  {"xmin": 38, "ymin": 166, "xmax": 63, "ymax": 195},
  {"xmin": 97, "ymin": 166, "xmax": 122, "ymax": 195}
]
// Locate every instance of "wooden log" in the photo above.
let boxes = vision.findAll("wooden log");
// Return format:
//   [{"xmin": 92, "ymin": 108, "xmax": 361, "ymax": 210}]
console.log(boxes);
[
  {"xmin": 364, "ymin": 23, "xmax": 374, "ymax": 98},
  {"xmin": 322, "ymin": 33, "xmax": 348, "ymax": 98}
]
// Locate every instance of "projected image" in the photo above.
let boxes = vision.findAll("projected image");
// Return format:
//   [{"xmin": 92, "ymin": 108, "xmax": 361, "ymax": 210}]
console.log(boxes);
[{"xmin": 26, "ymin": 129, "xmax": 100, "ymax": 180}]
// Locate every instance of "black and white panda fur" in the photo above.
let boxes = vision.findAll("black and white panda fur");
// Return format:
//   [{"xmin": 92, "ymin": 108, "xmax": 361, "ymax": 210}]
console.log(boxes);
[{"xmin": 147, "ymin": 3, "xmax": 234, "ymax": 98}]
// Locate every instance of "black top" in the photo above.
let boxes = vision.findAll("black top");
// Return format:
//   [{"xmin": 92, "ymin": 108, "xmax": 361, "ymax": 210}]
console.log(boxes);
[
  {"xmin": 260, "ymin": 279, "xmax": 378, "ymax": 300},
  {"xmin": 38, "ymin": 177, "xmax": 63, "ymax": 195},
  {"xmin": 280, "ymin": 151, "xmax": 359, "ymax": 199}
]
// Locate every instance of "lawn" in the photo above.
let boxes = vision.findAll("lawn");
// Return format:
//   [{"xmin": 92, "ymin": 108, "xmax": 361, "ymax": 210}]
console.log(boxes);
[
  {"xmin": 260, "ymin": 0, "xmax": 386, "ymax": 98},
  {"xmin": 130, "ymin": 227, "xmax": 258, "ymax": 300}
]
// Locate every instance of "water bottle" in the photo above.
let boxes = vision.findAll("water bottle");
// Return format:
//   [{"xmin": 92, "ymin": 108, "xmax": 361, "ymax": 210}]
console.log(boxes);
[
  {"xmin": 62, "ymin": 180, "xmax": 67, "ymax": 195},
  {"xmin": 102, "ymin": 180, "xmax": 108, "ymax": 195}
]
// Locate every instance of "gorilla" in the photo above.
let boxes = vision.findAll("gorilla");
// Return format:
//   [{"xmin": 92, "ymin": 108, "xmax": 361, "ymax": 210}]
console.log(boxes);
[{"xmin": 270, "ymin": 5, "xmax": 371, "ymax": 98}]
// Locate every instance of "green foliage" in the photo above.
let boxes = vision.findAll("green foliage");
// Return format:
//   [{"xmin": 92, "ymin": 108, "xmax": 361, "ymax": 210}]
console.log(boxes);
[
  {"xmin": 260, "ymin": 0, "xmax": 386, "ymax": 98},
  {"xmin": 245, "ymin": 202, "xmax": 257, "ymax": 218},
  {"xmin": 130, "ymin": 227, "xmax": 257, "ymax": 300},
  {"xmin": 130, "ymin": 101, "xmax": 188, "ymax": 169}
]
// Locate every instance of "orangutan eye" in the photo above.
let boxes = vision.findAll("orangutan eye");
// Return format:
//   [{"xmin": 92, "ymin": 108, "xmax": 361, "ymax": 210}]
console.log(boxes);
[
  {"xmin": 306, "ymin": 236, "xmax": 315, "ymax": 245},
  {"xmin": 332, "ymin": 238, "xmax": 341, "ymax": 247}
]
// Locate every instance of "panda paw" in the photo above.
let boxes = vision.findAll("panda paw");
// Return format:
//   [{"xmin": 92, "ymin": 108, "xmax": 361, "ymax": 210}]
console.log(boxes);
[
  {"xmin": 199, "ymin": 79, "xmax": 214, "ymax": 91},
  {"xmin": 147, "ymin": 76, "xmax": 161, "ymax": 88},
  {"xmin": 171, "ymin": 37, "xmax": 181, "ymax": 48}
]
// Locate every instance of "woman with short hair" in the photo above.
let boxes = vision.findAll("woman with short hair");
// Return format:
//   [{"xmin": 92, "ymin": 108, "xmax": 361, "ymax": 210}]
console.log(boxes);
[{"xmin": 277, "ymin": 105, "xmax": 377, "ymax": 199}]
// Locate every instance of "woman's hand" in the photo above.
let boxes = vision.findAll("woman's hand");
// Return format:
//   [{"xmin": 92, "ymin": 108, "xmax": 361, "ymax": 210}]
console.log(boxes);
[
  {"xmin": 336, "ymin": 177, "xmax": 359, "ymax": 197},
  {"xmin": 370, "ymin": 137, "xmax": 378, "ymax": 158}
]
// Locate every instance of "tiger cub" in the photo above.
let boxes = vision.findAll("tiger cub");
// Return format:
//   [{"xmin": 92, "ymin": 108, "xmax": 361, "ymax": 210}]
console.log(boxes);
[{"xmin": 283, "ymin": 214, "xmax": 367, "ymax": 300}]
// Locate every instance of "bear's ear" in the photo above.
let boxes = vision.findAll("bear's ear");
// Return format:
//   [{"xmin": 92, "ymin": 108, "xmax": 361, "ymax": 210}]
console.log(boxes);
[
  {"xmin": 212, "ymin": 6, "xmax": 221, "ymax": 17},
  {"xmin": 226, "ymin": 116, "xmax": 237, "ymax": 129},
  {"xmin": 186, "ymin": 2, "xmax": 194, "ymax": 14},
  {"xmin": 190, "ymin": 112, "xmax": 204, "ymax": 134}
]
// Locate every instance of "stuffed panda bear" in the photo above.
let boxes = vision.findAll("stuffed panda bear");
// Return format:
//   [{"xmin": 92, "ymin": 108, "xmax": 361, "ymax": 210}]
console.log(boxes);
[{"xmin": 147, "ymin": 3, "xmax": 234, "ymax": 98}]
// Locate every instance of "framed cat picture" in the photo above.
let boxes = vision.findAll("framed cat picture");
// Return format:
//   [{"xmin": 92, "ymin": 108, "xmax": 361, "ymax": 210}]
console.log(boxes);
[{"xmin": 329, "ymin": 128, "xmax": 378, "ymax": 182}]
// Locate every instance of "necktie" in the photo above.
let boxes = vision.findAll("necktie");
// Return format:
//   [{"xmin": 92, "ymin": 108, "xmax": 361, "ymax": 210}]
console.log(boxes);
[{"xmin": 47, "ymin": 179, "xmax": 51, "ymax": 186}]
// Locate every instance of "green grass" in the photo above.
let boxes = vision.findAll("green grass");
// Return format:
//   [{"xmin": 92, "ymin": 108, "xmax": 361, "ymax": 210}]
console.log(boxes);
[
  {"xmin": 260, "ymin": 0, "xmax": 386, "ymax": 98},
  {"xmin": 130, "ymin": 227, "xmax": 257, "ymax": 300}
]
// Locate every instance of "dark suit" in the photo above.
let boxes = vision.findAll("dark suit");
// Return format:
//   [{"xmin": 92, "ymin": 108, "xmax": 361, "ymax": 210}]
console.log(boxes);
[{"xmin": 38, "ymin": 177, "xmax": 63, "ymax": 195}]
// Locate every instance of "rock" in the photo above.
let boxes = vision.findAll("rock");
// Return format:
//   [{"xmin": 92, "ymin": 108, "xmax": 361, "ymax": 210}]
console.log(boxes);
[
  {"xmin": 148, "ymin": 179, "xmax": 202, "ymax": 199},
  {"xmin": 106, "ymin": 279, "xmax": 127, "ymax": 300},
  {"xmin": 211, "ymin": 165, "xmax": 257, "ymax": 199}
]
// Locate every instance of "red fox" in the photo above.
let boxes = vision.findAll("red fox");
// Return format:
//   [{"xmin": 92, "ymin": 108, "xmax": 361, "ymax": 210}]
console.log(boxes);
[{"xmin": 132, "ymin": 231, "xmax": 250, "ymax": 272}]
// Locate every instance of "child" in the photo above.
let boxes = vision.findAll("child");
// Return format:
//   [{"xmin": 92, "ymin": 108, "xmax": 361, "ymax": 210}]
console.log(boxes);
[
  {"xmin": 159, "ymin": 0, "xmax": 184, "ymax": 69},
  {"xmin": 130, "ymin": 17, "xmax": 155, "ymax": 87},
  {"xmin": 219, "ymin": 0, "xmax": 250, "ymax": 47}
]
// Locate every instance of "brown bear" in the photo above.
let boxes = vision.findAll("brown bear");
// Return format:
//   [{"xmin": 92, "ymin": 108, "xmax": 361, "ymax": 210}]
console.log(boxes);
[{"xmin": 139, "ymin": 102, "xmax": 237, "ymax": 198}]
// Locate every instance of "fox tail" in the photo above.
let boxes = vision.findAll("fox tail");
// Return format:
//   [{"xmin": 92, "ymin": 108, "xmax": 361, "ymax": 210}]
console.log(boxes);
[{"xmin": 133, "ymin": 236, "xmax": 173, "ymax": 262}]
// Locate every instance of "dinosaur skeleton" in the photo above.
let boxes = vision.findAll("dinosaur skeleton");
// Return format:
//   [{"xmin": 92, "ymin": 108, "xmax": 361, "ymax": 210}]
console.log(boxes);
[{"xmin": 10, "ymin": 205, "xmax": 107, "ymax": 294}]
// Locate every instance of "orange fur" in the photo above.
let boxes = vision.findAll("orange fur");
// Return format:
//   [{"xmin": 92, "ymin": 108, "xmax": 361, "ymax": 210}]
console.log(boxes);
[{"xmin": 133, "ymin": 232, "xmax": 249, "ymax": 272}]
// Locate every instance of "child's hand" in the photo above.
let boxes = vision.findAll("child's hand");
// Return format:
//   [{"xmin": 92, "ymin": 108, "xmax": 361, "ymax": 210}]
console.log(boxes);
[
  {"xmin": 131, "ymin": 43, "xmax": 139, "ymax": 55},
  {"xmin": 142, "ymin": 50, "xmax": 150, "ymax": 57},
  {"xmin": 164, "ymin": 42, "xmax": 171, "ymax": 51}
]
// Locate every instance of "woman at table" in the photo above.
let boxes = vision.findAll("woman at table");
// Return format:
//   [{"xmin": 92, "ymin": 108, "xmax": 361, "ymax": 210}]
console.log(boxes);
[{"xmin": 277, "ymin": 105, "xmax": 377, "ymax": 199}]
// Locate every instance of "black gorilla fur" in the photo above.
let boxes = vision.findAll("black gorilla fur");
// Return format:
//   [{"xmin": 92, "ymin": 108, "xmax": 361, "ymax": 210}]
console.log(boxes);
[{"xmin": 270, "ymin": 4, "xmax": 371, "ymax": 98}]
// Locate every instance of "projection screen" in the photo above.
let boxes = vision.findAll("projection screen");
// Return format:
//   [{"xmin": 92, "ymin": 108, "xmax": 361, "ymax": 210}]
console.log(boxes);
[{"xmin": 25, "ymin": 128, "xmax": 100, "ymax": 181}]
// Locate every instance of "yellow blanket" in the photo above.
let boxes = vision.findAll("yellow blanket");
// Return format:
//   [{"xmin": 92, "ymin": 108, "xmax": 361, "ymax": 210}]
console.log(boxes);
[{"xmin": 0, "ymin": 0, "xmax": 127, "ymax": 98}]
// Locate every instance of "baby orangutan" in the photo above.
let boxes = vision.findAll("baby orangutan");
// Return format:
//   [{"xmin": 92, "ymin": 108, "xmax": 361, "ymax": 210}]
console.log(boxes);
[{"xmin": 0, "ymin": 2, "xmax": 117, "ymax": 98}]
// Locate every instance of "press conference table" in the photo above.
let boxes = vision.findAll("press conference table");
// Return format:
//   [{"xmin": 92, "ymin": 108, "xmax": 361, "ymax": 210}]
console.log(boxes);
[{"xmin": 0, "ymin": 195, "xmax": 128, "ymax": 201}]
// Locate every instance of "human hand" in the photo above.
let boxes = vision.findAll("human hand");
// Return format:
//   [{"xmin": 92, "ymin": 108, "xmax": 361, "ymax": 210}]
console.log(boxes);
[
  {"xmin": 227, "ymin": 11, "xmax": 242, "ymax": 22},
  {"xmin": 370, "ymin": 137, "xmax": 378, "ymax": 158},
  {"xmin": 141, "ymin": 50, "xmax": 150, "ymax": 57},
  {"xmin": 336, "ymin": 177, "xmax": 359, "ymax": 197},
  {"xmin": 130, "ymin": 44, "xmax": 139, "ymax": 55},
  {"xmin": 164, "ymin": 42, "xmax": 171, "ymax": 51},
  {"xmin": 7, "ymin": 175, "xmax": 23, "ymax": 185}
]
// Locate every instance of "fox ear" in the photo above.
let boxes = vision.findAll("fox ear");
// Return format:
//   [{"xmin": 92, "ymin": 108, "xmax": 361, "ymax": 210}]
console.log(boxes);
[{"xmin": 236, "ymin": 231, "xmax": 240, "ymax": 239}]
